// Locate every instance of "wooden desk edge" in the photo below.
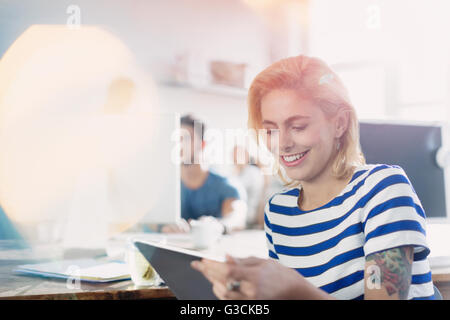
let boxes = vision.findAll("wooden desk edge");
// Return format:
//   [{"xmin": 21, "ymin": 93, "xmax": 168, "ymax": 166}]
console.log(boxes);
[
  {"xmin": 432, "ymin": 273, "xmax": 450, "ymax": 283},
  {"xmin": 0, "ymin": 287, "xmax": 175, "ymax": 300}
]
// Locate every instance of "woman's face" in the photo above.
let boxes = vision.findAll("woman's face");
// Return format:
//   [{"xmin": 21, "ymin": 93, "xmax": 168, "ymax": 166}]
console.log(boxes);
[{"xmin": 260, "ymin": 89, "xmax": 341, "ymax": 183}]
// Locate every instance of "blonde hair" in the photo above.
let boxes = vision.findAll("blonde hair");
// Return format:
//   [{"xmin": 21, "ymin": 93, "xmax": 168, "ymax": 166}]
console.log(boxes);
[{"xmin": 248, "ymin": 55, "xmax": 365, "ymax": 187}]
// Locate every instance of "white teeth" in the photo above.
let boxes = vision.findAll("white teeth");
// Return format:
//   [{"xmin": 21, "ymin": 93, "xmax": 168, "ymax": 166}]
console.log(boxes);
[{"xmin": 283, "ymin": 151, "xmax": 307, "ymax": 162}]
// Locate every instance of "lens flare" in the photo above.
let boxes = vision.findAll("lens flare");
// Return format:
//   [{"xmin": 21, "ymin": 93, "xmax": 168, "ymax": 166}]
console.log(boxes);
[{"xmin": 0, "ymin": 25, "xmax": 161, "ymax": 248}]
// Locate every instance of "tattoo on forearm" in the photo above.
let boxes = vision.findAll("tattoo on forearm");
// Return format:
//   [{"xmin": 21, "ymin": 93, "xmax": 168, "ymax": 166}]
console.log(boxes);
[{"xmin": 366, "ymin": 246, "xmax": 414, "ymax": 299}]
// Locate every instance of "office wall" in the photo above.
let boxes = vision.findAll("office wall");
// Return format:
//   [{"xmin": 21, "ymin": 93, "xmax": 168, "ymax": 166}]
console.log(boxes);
[
  {"xmin": 0, "ymin": 0, "xmax": 272, "ymax": 133},
  {"xmin": 157, "ymin": 86, "xmax": 248, "ymax": 130},
  {"xmin": 309, "ymin": 0, "xmax": 450, "ymax": 122},
  {"xmin": 0, "ymin": 0, "xmax": 271, "ymax": 79}
]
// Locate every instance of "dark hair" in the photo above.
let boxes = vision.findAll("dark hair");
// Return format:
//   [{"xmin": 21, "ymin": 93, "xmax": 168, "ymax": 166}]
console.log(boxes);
[{"xmin": 180, "ymin": 114, "xmax": 205, "ymax": 141}]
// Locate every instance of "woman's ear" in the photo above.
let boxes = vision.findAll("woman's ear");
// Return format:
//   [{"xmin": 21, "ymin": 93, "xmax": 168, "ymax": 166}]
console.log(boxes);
[{"xmin": 334, "ymin": 111, "xmax": 349, "ymax": 139}]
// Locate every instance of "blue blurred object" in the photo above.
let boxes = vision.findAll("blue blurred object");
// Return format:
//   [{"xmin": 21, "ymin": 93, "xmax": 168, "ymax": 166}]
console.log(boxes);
[
  {"xmin": 180, "ymin": 170, "xmax": 242, "ymax": 221},
  {"xmin": 434, "ymin": 285, "xmax": 443, "ymax": 300},
  {"xmin": 0, "ymin": 205, "xmax": 24, "ymax": 241}
]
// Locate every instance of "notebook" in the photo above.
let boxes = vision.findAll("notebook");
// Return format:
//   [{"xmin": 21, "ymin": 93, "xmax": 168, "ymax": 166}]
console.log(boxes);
[{"xmin": 14, "ymin": 259, "xmax": 131, "ymax": 283}]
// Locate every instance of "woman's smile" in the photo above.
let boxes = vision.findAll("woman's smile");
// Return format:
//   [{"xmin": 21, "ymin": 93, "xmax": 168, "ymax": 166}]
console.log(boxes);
[{"xmin": 280, "ymin": 150, "xmax": 310, "ymax": 167}]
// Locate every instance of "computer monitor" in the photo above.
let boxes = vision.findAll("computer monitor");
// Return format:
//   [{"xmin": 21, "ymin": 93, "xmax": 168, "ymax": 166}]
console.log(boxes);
[
  {"xmin": 137, "ymin": 112, "xmax": 181, "ymax": 224},
  {"xmin": 359, "ymin": 120, "xmax": 450, "ymax": 221}
]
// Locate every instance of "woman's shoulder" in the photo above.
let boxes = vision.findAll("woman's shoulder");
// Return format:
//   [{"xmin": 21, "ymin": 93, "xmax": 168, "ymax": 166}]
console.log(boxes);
[
  {"xmin": 266, "ymin": 164, "xmax": 412, "ymax": 209},
  {"xmin": 349, "ymin": 163, "xmax": 418, "ymax": 204},
  {"xmin": 351, "ymin": 163, "xmax": 410, "ymax": 185},
  {"xmin": 266, "ymin": 186, "xmax": 300, "ymax": 209}
]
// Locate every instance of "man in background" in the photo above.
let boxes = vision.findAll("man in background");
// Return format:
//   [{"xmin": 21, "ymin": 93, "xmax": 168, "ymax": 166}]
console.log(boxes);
[{"xmin": 161, "ymin": 114, "xmax": 246, "ymax": 234}]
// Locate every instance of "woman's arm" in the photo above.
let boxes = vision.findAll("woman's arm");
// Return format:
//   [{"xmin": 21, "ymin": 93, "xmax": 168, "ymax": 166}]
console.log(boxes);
[
  {"xmin": 364, "ymin": 245, "xmax": 414, "ymax": 300},
  {"xmin": 191, "ymin": 255, "xmax": 336, "ymax": 300}
]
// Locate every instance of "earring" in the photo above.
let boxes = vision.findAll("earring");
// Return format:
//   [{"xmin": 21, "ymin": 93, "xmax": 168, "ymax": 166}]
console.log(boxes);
[{"xmin": 336, "ymin": 140, "xmax": 341, "ymax": 151}]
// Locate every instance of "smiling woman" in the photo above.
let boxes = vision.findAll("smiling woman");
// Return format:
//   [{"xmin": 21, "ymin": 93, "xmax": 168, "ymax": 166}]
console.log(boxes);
[
  {"xmin": 192, "ymin": 55, "xmax": 435, "ymax": 300},
  {"xmin": 248, "ymin": 56, "xmax": 365, "ymax": 187}
]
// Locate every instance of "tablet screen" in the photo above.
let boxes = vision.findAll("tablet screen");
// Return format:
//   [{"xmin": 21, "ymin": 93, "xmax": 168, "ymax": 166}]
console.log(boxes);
[{"xmin": 134, "ymin": 240, "xmax": 224, "ymax": 300}]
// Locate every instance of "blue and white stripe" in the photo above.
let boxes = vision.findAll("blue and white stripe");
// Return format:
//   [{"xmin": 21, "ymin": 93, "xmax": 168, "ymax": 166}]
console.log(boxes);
[{"xmin": 264, "ymin": 164, "xmax": 435, "ymax": 300}]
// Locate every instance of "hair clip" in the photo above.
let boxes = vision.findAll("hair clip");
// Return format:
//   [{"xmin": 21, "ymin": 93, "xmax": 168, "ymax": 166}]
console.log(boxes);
[{"xmin": 319, "ymin": 73, "xmax": 334, "ymax": 85}]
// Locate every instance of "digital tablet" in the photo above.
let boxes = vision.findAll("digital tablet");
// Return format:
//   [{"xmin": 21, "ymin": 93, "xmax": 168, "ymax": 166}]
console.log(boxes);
[{"xmin": 134, "ymin": 240, "xmax": 225, "ymax": 300}]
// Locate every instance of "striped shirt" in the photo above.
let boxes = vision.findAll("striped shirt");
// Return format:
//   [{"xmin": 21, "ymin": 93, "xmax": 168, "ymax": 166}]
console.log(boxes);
[{"xmin": 264, "ymin": 164, "xmax": 435, "ymax": 300}]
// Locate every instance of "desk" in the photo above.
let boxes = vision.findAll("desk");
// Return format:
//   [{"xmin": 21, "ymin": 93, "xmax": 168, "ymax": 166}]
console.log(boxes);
[
  {"xmin": 0, "ymin": 240, "xmax": 175, "ymax": 300},
  {"xmin": 425, "ymin": 224, "xmax": 450, "ymax": 299},
  {"xmin": 0, "ymin": 231, "xmax": 267, "ymax": 300},
  {"xmin": 433, "ymin": 275, "xmax": 450, "ymax": 300},
  {"xmin": 2, "ymin": 232, "xmax": 450, "ymax": 300},
  {"xmin": 430, "ymin": 259, "xmax": 450, "ymax": 300}
]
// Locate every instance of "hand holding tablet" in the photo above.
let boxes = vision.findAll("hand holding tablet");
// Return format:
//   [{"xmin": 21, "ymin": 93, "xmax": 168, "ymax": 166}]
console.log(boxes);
[{"xmin": 134, "ymin": 239, "xmax": 225, "ymax": 299}]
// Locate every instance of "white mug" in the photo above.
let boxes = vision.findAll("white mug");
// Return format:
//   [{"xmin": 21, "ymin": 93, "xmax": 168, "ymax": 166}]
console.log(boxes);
[{"xmin": 190, "ymin": 217, "xmax": 223, "ymax": 249}]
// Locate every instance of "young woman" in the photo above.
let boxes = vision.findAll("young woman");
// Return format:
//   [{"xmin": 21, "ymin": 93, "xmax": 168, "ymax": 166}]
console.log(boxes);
[{"xmin": 191, "ymin": 55, "xmax": 434, "ymax": 300}]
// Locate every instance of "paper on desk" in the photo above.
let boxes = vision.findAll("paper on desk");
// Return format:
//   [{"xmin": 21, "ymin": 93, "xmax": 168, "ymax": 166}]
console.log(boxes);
[{"xmin": 14, "ymin": 259, "xmax": 130, "ymax": 283}]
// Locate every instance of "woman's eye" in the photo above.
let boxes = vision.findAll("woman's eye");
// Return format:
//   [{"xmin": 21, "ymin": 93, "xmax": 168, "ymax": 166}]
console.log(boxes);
[{"xmin": 292, "ymin": 126, "xmax": 306, "ymax": 131}]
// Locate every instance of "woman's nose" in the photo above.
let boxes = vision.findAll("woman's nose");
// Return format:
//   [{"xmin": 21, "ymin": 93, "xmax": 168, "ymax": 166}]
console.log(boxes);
[{"xmin": 280, "ymin": 131, "xmax": 295, "ymax": 154}]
